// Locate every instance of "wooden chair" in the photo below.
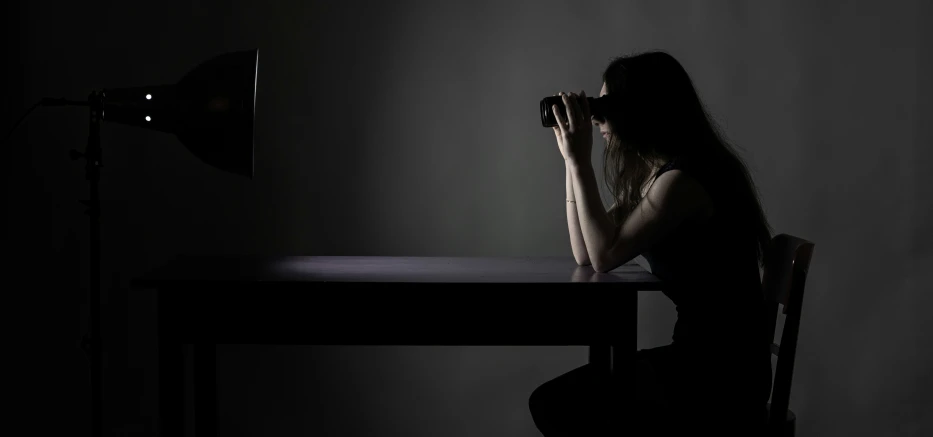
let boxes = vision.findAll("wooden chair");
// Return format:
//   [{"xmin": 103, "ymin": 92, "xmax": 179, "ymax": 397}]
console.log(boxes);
[
  {"xmin": 761, "ymin": 233, "xmax": 816, "ymax": 437},
  {"xmin": 589, "ymin": 233, "xmax": 815, "ymax": 435}
]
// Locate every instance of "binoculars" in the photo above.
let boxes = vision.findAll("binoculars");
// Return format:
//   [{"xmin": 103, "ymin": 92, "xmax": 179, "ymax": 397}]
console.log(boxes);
[{"xmin": 539, "ymin": 94, "xmax": 619, "ymax": 128}]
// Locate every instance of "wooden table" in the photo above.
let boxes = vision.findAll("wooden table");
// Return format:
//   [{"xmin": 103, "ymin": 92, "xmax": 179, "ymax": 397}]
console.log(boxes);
[{"xmin": 132, "ymin": 255, "xmax": 664, "ymax": 437}]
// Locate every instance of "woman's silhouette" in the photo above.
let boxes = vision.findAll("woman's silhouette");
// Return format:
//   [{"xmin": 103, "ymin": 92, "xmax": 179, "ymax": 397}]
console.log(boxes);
[{"xmin": 530, "ymin": 51, "xmax": 774, "ymax": 435}]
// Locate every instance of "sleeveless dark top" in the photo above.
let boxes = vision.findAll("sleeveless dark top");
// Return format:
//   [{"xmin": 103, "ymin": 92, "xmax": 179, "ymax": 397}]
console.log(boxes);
[{"xmin": 641, "ymin": 154, "xmax": 773, "ymax": 404}]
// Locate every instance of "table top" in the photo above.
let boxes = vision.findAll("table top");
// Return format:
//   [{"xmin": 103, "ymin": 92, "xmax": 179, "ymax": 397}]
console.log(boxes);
[{"xmin": 133, "ymin": 255, "xmax": 663, "ymax": 288}]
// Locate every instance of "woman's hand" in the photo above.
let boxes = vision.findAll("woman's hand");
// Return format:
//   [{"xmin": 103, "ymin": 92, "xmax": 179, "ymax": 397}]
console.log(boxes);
[
  {"xmin": 552, "ymin": 90, "xmax": 593, "ymax": 165},
  {"xmin": 551, "ymin": 93, "xmax": 572, "ymax": 162}
]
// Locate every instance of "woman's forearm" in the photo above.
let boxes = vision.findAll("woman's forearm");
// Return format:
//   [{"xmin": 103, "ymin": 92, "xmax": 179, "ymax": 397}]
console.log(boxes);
[
  {"xmin": 569, "ymin": 160, "xmax": 618, "ymax": 271},
  {"xmin": 566, "ymin": 164, "xmax": 591, "ymax": 265}
]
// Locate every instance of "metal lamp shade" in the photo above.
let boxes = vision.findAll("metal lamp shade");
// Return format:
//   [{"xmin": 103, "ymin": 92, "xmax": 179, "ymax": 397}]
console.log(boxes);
[{"xmin": 100, "ymin": 49, "xmax": 258, "ymax": 178}]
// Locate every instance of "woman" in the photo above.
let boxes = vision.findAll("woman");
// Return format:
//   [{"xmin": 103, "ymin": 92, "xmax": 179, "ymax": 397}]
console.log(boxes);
[{"xmin": 529, "ymin": 50, "xmax": 774, "ymax": 435}]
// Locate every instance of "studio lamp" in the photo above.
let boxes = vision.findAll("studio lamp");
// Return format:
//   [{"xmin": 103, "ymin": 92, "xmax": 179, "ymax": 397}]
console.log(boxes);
[{"xmin": 11, "ymin": 49, "xmax": 259, "ymax": 436}]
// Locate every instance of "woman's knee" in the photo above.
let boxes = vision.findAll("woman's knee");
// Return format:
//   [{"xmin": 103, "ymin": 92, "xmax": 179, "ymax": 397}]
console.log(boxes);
[
  {"xmin": 528, "ymin": 379, "xmax": 555, "ymax": 419},
  {"xmin": 528, "ymin": 382, "xmax": 559, "ymax": 435},
  {"xmin": 528, "ymin": 365, "xmax": 592, "ymax": 419}
]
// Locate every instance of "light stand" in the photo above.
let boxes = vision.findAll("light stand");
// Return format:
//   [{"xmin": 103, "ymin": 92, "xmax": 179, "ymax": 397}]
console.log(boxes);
[{"xmin": 55, "ymin": 49, "xmax": 259, "ymax": 436}]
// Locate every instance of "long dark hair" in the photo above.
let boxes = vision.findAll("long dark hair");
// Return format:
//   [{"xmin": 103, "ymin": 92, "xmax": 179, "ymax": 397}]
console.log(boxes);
[{"xmin": 600, "ymin": 50, "xmax": 772, "ymax": 265}]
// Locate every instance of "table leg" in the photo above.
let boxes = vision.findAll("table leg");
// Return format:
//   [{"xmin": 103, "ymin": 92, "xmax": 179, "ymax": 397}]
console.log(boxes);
[
  {"xmin": 588, "ymin": 345, "xmax": 611, "ymax": 371},
  {"xmin": 194, "ymin": 344, "xmax": 217, "ymax": 437},
  {"xmin": 158, "ymin": 333, "xmax": 183, "ymax": 436},
  {"xmin": 158, "ymin": 292, "xmax": 185, "ymax": 437}
]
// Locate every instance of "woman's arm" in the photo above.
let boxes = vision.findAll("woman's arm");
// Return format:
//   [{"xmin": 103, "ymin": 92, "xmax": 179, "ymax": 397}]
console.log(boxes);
[
  {"xmin": 568, "ymin": 155, "xmax": 711, "ymax": 273},
  {"xmin": 567, "ymin": 164, "xmax": 619, "ymax": 266},
  {"xmin": 566, "ymin": 165, "xmax": 591, "ymax": 265},
  {"xmin": 569, "ymin": 161, "xmax": 620, "ymax": 270}
]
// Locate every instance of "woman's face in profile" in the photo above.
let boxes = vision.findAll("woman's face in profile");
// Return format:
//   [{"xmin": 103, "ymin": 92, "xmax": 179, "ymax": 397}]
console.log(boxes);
[{"xmin": 592, "ymin": 82, "xmax": 613, "ymax": 146}]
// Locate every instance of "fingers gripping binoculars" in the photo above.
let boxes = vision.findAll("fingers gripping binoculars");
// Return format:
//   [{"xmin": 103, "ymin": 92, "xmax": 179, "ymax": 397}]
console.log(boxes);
[{"xmin": 539, "ymin": 94, "xmax": 620, "ymax": 128}]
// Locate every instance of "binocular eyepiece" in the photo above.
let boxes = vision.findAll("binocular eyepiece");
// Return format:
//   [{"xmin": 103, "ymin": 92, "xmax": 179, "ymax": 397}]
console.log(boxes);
[{"xmin": 539, "ymin": 95, "xmax": 618, "ymax": 128}]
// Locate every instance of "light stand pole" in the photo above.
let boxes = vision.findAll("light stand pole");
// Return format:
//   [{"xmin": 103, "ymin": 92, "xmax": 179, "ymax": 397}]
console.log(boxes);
[{"xmin": 76, "ymin": 90, "xmax": 104, "ymax": 437}]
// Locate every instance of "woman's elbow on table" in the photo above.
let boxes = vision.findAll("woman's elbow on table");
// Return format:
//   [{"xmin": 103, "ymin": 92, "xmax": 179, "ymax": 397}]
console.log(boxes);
[{"xmin": 592, "ymin": 243, "xmax": 630, "ymax": 273}]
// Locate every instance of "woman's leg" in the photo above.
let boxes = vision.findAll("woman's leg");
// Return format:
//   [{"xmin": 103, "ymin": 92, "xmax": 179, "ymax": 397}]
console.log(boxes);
[
  {"xmin": 528, "ymin": 349, "xmax": 670, "ymax": 437},
  {"xmin": 529, "ymin": 363, "xmax": 605, "ymax": 437},
  {"xmin": 652, "ymin": 345, "xmax": 771, "ymax": 435}
]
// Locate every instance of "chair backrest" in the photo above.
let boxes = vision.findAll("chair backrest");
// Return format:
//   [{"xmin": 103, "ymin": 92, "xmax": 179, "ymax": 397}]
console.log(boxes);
[{"xmin": 761, "ymin": 233, "xmax": 815, "ymax": 433}]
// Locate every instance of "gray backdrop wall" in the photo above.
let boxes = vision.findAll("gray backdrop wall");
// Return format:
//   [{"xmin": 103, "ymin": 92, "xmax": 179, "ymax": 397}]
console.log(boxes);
[{"xmin": 7, "ymin": 0, "xmax": 932, "ymax": 436}]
